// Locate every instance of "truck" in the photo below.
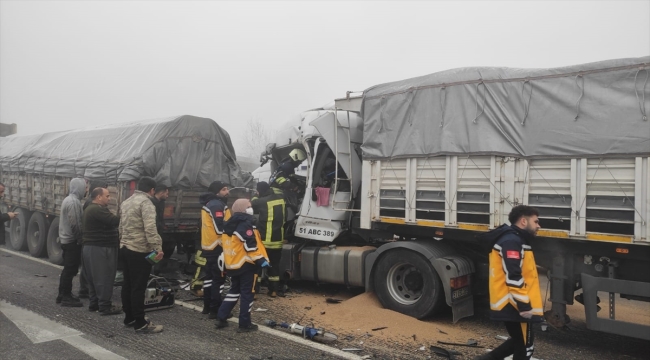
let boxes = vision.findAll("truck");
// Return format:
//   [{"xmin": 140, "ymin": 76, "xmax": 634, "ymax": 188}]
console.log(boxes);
[
  {"xmin": 0, "ymin": 115, "xmax": 252, "ymax": 264},
  {"xmin": 261, "ymin": 57, "xmax": 650, "ymax": 340}
]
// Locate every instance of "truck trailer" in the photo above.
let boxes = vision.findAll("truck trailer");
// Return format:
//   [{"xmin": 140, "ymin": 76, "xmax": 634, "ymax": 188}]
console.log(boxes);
[
  {"xmin": 263, "ymin": 57, "xmax": 650, "ymax": 340},
  {"xmin": 0, "ymin": 115, "xmax": 252, "ymax": 264}
]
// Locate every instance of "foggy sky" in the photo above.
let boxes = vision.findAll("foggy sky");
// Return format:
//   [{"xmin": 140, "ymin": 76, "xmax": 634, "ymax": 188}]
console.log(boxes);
[{"xmin": 1, "ymin": 0, "xmax": 649, "ymax": 158}]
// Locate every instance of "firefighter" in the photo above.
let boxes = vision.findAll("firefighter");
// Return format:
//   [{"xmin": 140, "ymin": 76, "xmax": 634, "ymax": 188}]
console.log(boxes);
[
  {"xmin": 269, "ymin": 148, "xmax": 307, "ymax": 210},
  {"xmin": 215, "ymin": 198, "xmax": 269, "ymax": 333},
  {"xmin": 198, "ymin": 181, "xmax": 230, "ymax": 318},
  {"xmin": 251, "ymin": 181, "xmax": 286, "ymax": 297}
]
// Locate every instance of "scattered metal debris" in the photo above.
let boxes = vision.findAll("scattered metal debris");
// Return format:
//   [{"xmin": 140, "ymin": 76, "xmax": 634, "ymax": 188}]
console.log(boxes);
[
  {"xmin": 495, "ymin": 335, "xmax": 509, "ymax": 341},
  {"xmin": 371, "ymin": 326, "xmax": 387, "ymax": 331},
  {"xmin": 437, "ymin": 328, "xmax": 448, "ymax": 335},
  {"xmin": 437, "ymin": 339, "xmax": 483, "ymax": 348},
  {"xmin": 430, "ymin": 345, "xmax": 461, "ymax": 359},
  {"xmin": 254, "ymin": 308, "xmax": 268, "ymax": 312}
]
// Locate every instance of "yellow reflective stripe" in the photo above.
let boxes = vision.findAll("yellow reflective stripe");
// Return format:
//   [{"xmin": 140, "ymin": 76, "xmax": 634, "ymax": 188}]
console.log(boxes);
[
  {"xmin": 268, "ymin": 276, "xmax": 280, "ymax": 282},
  {"xmin": 262, "ymin": 241, "xmax": 283, "ymax": 249},
  {"xmin": 264, "ymin": 199, "xmax": 285, "ymax": 242}
]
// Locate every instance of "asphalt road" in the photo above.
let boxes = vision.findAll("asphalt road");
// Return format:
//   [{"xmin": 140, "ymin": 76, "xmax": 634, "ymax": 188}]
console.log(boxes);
[{"xmin": 0, "ymin": 247, "xmax": 352, "ymax": 360}]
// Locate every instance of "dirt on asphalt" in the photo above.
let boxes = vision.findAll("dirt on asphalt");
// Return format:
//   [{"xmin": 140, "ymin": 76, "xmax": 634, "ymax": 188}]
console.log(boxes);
[{"xmin": 166, "ymin": 258, "xmax": 650, "ymax": 360}]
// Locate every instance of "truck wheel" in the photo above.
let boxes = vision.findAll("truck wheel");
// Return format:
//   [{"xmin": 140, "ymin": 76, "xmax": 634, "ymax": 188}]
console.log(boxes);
[
  {"xmin": 27, "ymin": 212, "xmax": 49, "ymax": 257},
  {"xmin": 9, "ymin": 208, "xmax": 31, "ymax": 251},
  {"xmin": 46, "ymin": 217, "xmax": 64, "ymax": 265},
  {"xmin": 373, "ymin": 249, "xmax": 445, "ymax": 319}
]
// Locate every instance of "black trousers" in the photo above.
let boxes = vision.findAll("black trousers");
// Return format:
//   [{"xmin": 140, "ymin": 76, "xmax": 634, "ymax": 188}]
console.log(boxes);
[
  {"xmin": 217, "ymin": 267, "xmax": 255, "ymax": 327},
  {"xmin": 489, "ymin": 321, "xmax": 535, "ymax": 360},
  {"xmin": 267, "ymin": 248, "xmax": 282, "ymax": 292},
  {"xmin": 120, "ymin": 247, "xmax": 152, "ymax": 328},
  {"xmin": 59, "ymin": 242, "xmax": 87, "ymax": 296},
  {"xmin": 203, "ymin": 256, "xmax": 224, "ymax": 310}
]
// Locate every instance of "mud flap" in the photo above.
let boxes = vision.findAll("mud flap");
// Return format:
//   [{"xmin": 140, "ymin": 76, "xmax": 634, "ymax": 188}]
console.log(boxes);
[{"xmin": 431, "ymin": 255, "xmax": 475, "ymax": 323}]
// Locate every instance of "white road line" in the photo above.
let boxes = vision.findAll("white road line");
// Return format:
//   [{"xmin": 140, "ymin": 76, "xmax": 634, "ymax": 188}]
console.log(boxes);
[
  {"xmin": 0, "ymin": 300, "xmax": 126, "ymax": 360},
  {"xmin": 1, "ymin": 247, "xmax": 362, "ymax": 360},
  {"xmin": 174, "ymin": 300, "xmax": 362, "ymax": 360}
]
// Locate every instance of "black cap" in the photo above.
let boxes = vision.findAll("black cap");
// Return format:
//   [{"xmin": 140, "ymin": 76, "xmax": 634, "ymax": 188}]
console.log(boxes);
[
  {"xmin": 256, "ymin": 181, "xmax": 270, "ymax": 195},
  {"xmin": 208, "ymin": 181, "xmax": 229, "ymax": 194}
]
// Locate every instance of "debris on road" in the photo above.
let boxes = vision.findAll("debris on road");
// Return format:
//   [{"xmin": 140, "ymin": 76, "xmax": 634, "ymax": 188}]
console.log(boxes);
[
  {"xmin": 430, "ymin": 345, "xmax": 461, "ymax": 359},
  {"xmin": 495, "ymin": 335, "xmax": 510, "ymax": 341},
  {"xmin": 320, "ymin": 311, "xmax": 326, "ymax": 315},
  {"xmin": 371, "ymin": 326, "xmax": 387, "ymax": 331},
  {"xmin": 262, "ymin": 319, "xmax": 337, "ymax": 344},
  {"xmin": 437, "ymin": 339, "xmax": 483, "ymax": 348},
  {"xmin": 437, "ymin": 328, "xmax": 448, "ymax": 335},
  {"xmin": 34, "ymin": 274, "xmax": 47, "ymax": 277},
  {"xmin": 304, "ymin": 306, "xmax": 311, "ymax": 310},
  {"xmin": 254, "ymin": 308, "xmax": 268, "ymax": 312},
  {"xmin": 325, "ymin": 298, "xmax": 342, "ymax": 304},
  {"xmin": 342, "ymin": 348, "xmax": 363, "ymax": 352}
]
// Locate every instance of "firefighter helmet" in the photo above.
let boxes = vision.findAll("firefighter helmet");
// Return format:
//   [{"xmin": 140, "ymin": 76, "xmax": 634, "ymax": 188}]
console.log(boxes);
[{"xmin": 289, "ymin": 148, "xmax": 306, "ymax": 162}]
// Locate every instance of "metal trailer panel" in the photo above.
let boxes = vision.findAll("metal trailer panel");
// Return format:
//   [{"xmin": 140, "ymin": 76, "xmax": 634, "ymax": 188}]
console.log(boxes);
[{"xmin": 361, "ymin": 156, "xmax": 649, "ymax": 244}]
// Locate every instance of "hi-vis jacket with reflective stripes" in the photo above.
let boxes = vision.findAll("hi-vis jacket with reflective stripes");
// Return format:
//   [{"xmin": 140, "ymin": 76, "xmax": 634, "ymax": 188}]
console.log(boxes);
[
  {"xmin": 488, "ymin": 225, "xmax": 544, "ymax": 323},
  {"xmin": 251, "ymin": 191, "xmax": 286, "ymax": 249},
  {"xmin": 222, "ymin": 213, "xmax": 269, "ymax": 276},
  {"xmin": 200, "ymin": 193, "xmax": 231, "ymax": 256}
]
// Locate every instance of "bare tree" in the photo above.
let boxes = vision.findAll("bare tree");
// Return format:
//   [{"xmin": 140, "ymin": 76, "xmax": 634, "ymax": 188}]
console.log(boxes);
[{"xmin": 240, "ymin": 118, "xmax": 275, "ymax": 159}]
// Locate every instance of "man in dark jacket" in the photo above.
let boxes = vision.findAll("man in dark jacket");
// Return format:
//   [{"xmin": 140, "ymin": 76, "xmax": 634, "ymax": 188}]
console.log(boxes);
[
  {"xmin": 251, "ymin": 181, "xmax": 286, "ymax": 297},
  {"xmin": 83, "ymin": 187, "xmax": 121, "ymax": 315},
  {"xmin": 0, "ymin": 182, "xmax": 17, "ymax": 246},
  {"xmin": 199, "ymin": 181, "xmax": 230, "ymax": 318},
  {"xmin": 475, "ymin": 205, "xmax": 543, "ymax": 360}
]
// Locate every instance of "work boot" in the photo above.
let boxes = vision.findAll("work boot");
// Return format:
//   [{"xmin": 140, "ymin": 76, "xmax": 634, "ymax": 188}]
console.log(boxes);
[
  {"xmin": 215, "ymin": 319, "xmax": 229, "ymax": 329},
  {"xmin": 89, "ymin": 303, "xmax": 99, "ymax": 312},
  {"xmin": 237, "ymin": 324, "xmax": 259, "ymax": 333},
  {"xmin": 208, "ymin": 308, "xmax": 219, "ymax": 319},
  {"xmin": 201, "ymin": 305, "xmax": 210, "ymax": 314},
  {"xmin": 135, "ymin": 320, "xmax": 164, "ymax": 334},
  {"xmin": 56, "ymin": 294, "xmax": 62, "ymax": 304},
  {"xmin": 99, "ymin": 305, "xmax": 123, "ymax": 316},
  {"xmin": 60, "ymin": 295, "xmax": 83, "ymax": 307}
]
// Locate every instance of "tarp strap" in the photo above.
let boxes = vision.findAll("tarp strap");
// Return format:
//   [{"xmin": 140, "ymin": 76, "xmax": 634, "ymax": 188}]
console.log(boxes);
[
  {"xmin": 439, "ymin": 86, "xmax": 447, "ymax": 128},
  {"xmin": 521, "ymin": 80, "xmax": 533, "ymax": 126},
  {"xmin": 378, "ymin": 97, "xmax": 385, "ymax": 133},
  {"xmin": 635, "ymin": 68, "xmax": 648, "ymax": 121},
  {"xmin": 472, "ymin": 81, "xmax": 486, "ymax": 124},
  {"xmin": 574, "ymin": 75, "xmax": 584, "ymax": 121}
]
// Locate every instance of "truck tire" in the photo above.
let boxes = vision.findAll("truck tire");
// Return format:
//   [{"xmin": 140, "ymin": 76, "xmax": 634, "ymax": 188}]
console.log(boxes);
[
  {"xmin": 9, "ymin": 208, "xmax": 31, "ymax": 251},
  {"xmin": 27, "ymin": 212, "xmax": 49, "ymax": 258},
  {"xmin": 373, "ymin": 249, "xmax": 445, "ymax": 319},
  {"xmin": 46, "ymin": 217, "xmax": 64, "ymax": 265}
]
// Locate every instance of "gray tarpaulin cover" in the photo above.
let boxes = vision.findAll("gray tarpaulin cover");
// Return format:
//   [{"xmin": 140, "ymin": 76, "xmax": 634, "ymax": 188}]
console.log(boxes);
[
  {"xmin": 0, "ymin": 115, "xmax": 252, "ymax": 189},
  {"xmin": 361, "ymin": 57, "xmax": 650, "ymax": 160}
]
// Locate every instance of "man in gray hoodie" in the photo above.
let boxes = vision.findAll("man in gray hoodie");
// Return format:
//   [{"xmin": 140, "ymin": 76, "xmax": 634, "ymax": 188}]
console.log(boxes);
[{"xmin": 57, "ymin": 178, "xmax": 89, "ymax": 307}]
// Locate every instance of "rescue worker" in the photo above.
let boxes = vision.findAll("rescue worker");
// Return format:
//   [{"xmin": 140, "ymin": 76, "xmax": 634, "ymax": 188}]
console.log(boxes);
[
  {"xmin": 251, "ymin": 181, "xmax": 286, "ymax": 297},
  {"xmin": 199, "ymin": 180, "xmax": 230, "ymax": 318},
  {"xmin": 475, "ymin": 205, "xmax": 543, "ymax": 360},
  {"xmin": 269, "ymin": 148, "xmax": 307, "ymax": 210},
  {"xmin": 215, "ymin": 198, "xmax": 269, "ymax": 333}
]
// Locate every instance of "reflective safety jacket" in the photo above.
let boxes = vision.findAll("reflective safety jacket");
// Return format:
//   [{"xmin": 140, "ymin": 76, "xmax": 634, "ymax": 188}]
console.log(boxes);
[
  {"xmin": 222, "ymin": 213, "xmax": 269, "ymax": 276},
  {"xmin": 251, "ymin": 190, "xmax": 286, "ymax": 250},
  {"xmin": 486, "ymin": 225, "xmax": 544, "ymax": 323},
  {"xmin": 200, "ymin": 193, "xmax": 231, "ymax": 257}
]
